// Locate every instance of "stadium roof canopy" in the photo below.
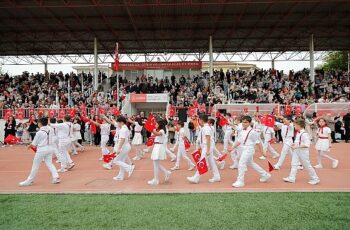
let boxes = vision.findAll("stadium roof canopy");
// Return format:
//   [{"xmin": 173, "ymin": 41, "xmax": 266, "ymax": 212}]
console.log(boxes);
[{"xmin": 0, "ymin": 0, "xmax": 349, "ymax": 56}]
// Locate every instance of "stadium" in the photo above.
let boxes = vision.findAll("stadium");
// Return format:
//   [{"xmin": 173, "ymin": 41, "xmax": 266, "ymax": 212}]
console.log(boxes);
[{"xmin": 1, "ymin": 0, "xmax": 350, "ymax": 229}]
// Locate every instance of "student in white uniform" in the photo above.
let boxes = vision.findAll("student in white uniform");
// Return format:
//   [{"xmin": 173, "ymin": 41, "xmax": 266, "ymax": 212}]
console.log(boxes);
[
  {"xmin": 129, "ymin": 117, "xmax": 144, "ymax": 160},
  {"xmin": 148, "ymin": 118, "xmax": 172, "ymax": 185},
  {"xmin": 273, "ymin": 116, "xmax": 294, "ymax": 170},
  {"xmin": 314, "ymin": 118, "xmax": 339, "ymax": 169},
  {"xmin": 110, "ymin": 116, "xmax": 135, "ymax": 181},
  {"xmin": 283, "ymin": 119, "xmax": 320, "ymax": 185},
  {"xmin": 71, "ymin": 118, "xmax": 84, "ymax": 155},
  {"xmin": 187, "ymin": 114, "xmax": 221, "ymax": 184},
  {"xmin": 164, "ymin": 119, "xmax": 177, "ymax": 162},
  {"xmin": 229, "ymin": 117, "xmax": 243, "ymax": 169},
  {"xmin": 209, "ymin": 118, "xmax": 225, "ymax": 170},
  {"xmin": 49, "ymin": 118, "xmax": 59, "ymax": 161},
  {"xmin": 231, "ymin": 115, "xmax": 271, "ymax": 188},
  {"xmin": 19, "ymin": 117, "xmax": 60, "ymax": 186},
  {"xmin": 222, "ymin": 113, "xmax": 234, "ymax": 153},
  {"xmin": 170, "ymin": 121, "xmax": 195, "ymax": 171},
  {"xmin": 252, "ymin": 116, "xmax": 264, "ymax": 156},
  {"xmin": 90, "ymin": 116, "xmax": 111, "ymax": 161},
  {"xmin": 261, "ymin": 124, "xmax": 279, "ymax": 159},
  {"xmin": 50, "ymin": 115, "xmax": 75, "ymax": 172}
]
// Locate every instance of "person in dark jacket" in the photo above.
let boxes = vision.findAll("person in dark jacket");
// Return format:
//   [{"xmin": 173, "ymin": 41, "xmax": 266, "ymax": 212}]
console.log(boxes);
[
  {"xmin": 343, "ymin": 109, "xmax": 350, "ymax": 143},
  {"xmin": 4, "ymin": 116, "xmax": 16, "ymax": 145}
]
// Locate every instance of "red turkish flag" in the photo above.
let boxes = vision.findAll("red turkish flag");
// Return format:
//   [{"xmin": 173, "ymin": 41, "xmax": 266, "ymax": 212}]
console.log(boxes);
[
  {"xmin": 218, "ymin": 114, "xmax": 228, "ymax": 127},
  {"xmin": 168, "ymin": 105, "xmax": 176, "ymax": 117},
  {"xmin": 264, "ymin": 115, "xmax": 275, "ymax": 127},
  {"xmin": 198, "ymin": 105, "xmax": 206, "ymax": 113},
  {"xmin": 217, "ymin": 153, "xmax": 227, "ymax": 162},
  {"xmin": 188, "ymin": 106, "xmax": 197, "ymax": 117},
  {"xmin": 215, "ymin": 111, "xmax": 221, "ymax": 118},
  {"xmin": 192, "ymin": 100, "xmax": 198, "ymax": 108},
  {"xmin": 90, "ymin": 108, "xmax": 96, "ymax": 116},
  {"xmin": 295, "ymin": 105, "xmax": 302, "ymax": 116},
  {"xmin": 16, "ymin": 109, "xmax": 25, "ymax": 120},
  {"xmin": 268, "ymin": 160, "xmax": 274, "ymax": 172},
  {"xmin": 144, "ymin": 114, "xmax": 156, "ymax": 132},
  {"xmin": 284, "ymin": 105, "xmax": 292, "ymax": 115},
  {"xmin": 98, "ymin": 107, "xmax": 106, "ymax": 115},
  {"xmin": 147, "ymin": 136, "xmax": 155, "ymax": 147},
  {"xmin": 103, "ymin": 152, "xmax": 117, "ymax": 163},
  {"xmin": 58, "ymin": 109, "xmax": 66, "ymax": 119},
  {"xmin": 37, "ymin": 108, "xmax": 45, "ymax": 117},
  {"xmin": 79, "ymin": 105, "xmax": 87, "ymax": 117},
  {"xmin": 4, "ymin": 109, "xmax": 13, "ymax": 120},
  {"xmin": 80, "ymin": 116, "xmax": 90, "ymax": 123},
  {"xmin": 68, "ymin": 108, "xmax": 76, "ymax": 117},
  {"xmin": 183, "ymin": 136, "xmax": 191, "ymax": 150},
  {"xmin": 191, "ymin": 150, "xmax": 208, "ymax": 175},
  {"xmin": 31, "ymin": 146, "xmax": 37, "ymax": 152},
  {"xmin": 113, "ymin": 43, "xmax": 119, "ymax": 71},
  {"xmin": 48, "ymin": 109, "xmax": 56, "ymax": 118},
  {"xmin": 109, "ymin": 107, "xmax": 120, "ymax": 116},
  {"xmin": 4, "ymin": 134, "xmax": 20, "ymax": 145}
]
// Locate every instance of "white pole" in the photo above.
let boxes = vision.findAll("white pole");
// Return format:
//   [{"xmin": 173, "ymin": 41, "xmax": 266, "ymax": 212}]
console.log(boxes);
[
  {"xmin": 94, "ymin": 37, "xmax": 98, "ymax": 91},
  {"xmin": 209, "ymin": 35, "xmax": 213, "ymax": 78},
  {"xmin": 309, "ymin": 34, "xmax": 315, "ymax": 84}
]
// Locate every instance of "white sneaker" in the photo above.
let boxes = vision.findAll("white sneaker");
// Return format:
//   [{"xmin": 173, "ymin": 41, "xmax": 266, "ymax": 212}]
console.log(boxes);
[
  {"xmin": 103, "ymin": 164, "xmax": 112, "ymax": 170},
  {"xmin": 18, "ymin": 180, "xmax": 33, "ymax": 187},
  {"xmin": 98, "ymin": 157, "xmax": 103, "ymax": 161},
  {"xmin": 232, "ymin": 181, "xmax": 245, "ymax": 188},
  {"xmin": 52, "ymin": 177, "xmax": 61, "ymax": 184},
  {"xmin": 308, "ymin": 178, "xmax": 320, "ymax": 185},
  {"xmin": 72, "ymin": 152, "xmax": 78, "ymax": 155},
  {"xmin": 297, "ymin": 165, "xmax": 304, "ymax": 170},
  {"xmin": 332, "ymin": 160, "xmax": 339, "ymax": 169},
  {"xmin": 273, "ymin": 165, "xmax": 281, "ymax": 170},
  {"xmin": 165, "ymin": 171, "xmax": 172, "ymax": 182},
  {"xmin": 219, "ymin": 161, "xmax": 225, "ymax": 170},
  {"xmin": 259, "ymin": 156, "xmax": 266, "ymax": 160},
  {"xmin": 143, "ymin": 148, "xmax": 149, "ymax": 153},
  {"xmin": 283, "ymin": 177, "xmax": 295, "ymax": 183},
  {"xmin": 188, "ymin": 164, "xmax": 195, "ymax": 171},
  {"xmin": 171, "ymin": 165, "xmax": 180, "ymax": 171},
  {"xmin": 229, "ymin": 164, "xmax": 238, "ymax": 169},
  {"xmin": 113, "ymin": 176, "xmax": 123, "ymax": 181},
  {"xmin": 209, "ymin": 177, "xmax": 221, "ymax": 183},
  {"xmin": 128, "ymin": 164, "xmax": 135, "ymax": 178},
  {"xmin": 170, "ymin": 157, "xmax": 176, "ymax": 162},
  {"xmin": 55, "ymin": 160, "xmax": 61, "ymax": 163},
  {"xmin": 132, "ymin": 156, "xmax": 141, "ymax": 161},
  {"xmin": 272, "ymin": 153, "xmax": 280, "ymax": 159},
  {"xmin": 57, "ymin": 168, "xmax": 67, "ymax": 173},
  {"xmin": 187, "ymin": 176, "xmax": 199, "ymax": 184},
  {"xmin": 147, "ymin": 179, "xmax": 159, "ymax": 185},
  {"xmin": 67, "ymin": 163, "xmax": 75, "ymax": 171},
  {"xmin": 314, "ymin": 164, "xmax": 323, "ymax": 169},
  {"xmin": 260, "ymin": 173, "xmax": 271, "ymax": 183}
]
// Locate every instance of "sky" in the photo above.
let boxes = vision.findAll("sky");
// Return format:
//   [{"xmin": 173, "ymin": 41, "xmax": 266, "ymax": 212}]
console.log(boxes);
[{"xmin": 1, "ymin": 60, "xmax": 324, "ymax": 76}]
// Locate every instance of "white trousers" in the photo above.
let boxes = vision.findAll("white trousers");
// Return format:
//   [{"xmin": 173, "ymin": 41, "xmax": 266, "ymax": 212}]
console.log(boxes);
[
  {"xmin": 101, "ymin": 135, "xmax": 110, "ymax": 155},
  {"xmin": 237, "ymin": 147, "xmax": 267, "ymax": 183},
  {"xmin": 288, "ymin": 150, "xmax": 319, "ymax": 181},
  {"xmin": 113, "ymin": 145, "xmax": 132, "ymax": 179},
  {"xmin": 192, "ymin": 148, "xmax": 220, "ymax": 181},
  {"xmin": 175, "ymin": 145, "xmax": 194, "ymax": 167},
  {"xmin": 275, "ymin": 143, "xmax": 293, "ymax": 167},
  {"xmin": 58, "ymin": 139, "xmax": 73, "ymax": 168},
  {"xmin": 153, "ymin": 160, "xmax": 168, "ymax": 181},
  {"xmin": 166, "ymin": 146, "xmax": 176, "ymax": 159},
  {"xmin": 263, "ymin": 141, "xmax": 278, "ymax": 156},
  {"xmin": 317, "ymin": 150, "xmax": 336, "ymax": 165},
  {"xmin": 26, "ymin": 147, "xmax": 59, "ymax": 182},
  {"xmin": 223, "ymin": 130, "xmax": 234, "ymax": 151}
]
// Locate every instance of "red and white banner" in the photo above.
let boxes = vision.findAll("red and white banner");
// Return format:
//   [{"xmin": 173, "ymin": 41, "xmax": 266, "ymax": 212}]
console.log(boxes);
[{"xmin": 130, "ymin": 93, "xmax": 168, "ymax": 103}]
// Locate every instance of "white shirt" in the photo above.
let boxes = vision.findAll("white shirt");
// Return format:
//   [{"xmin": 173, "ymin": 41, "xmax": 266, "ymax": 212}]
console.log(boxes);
[
  {"xmin": 262, "ymin": 125, "xmax": 275, "ymax": 141},
  {"xmin": 73, "ymin": 123, "xmax": 82, "ymax": 140},
  {"xmin": 134, "ymin": 122, "xmax": 143, "ymax": 132},
  {"xmin": 32, "ymin": 126, "xmax": 53, "ymax": 148},
  {"xmin": 294, "ymin": 129, "xmax": 311, "ymax": 152},
  {"xmin": 155, "ymin": 129, "xmax": 166, "ymax": 144},
  {"xmin": 317, "ymin": 126, "xmax": 331, "ymax": 138},
  {"xmin": 50, "ymin": 122, "xmax": 73, "ymax": 140},
  {"xmin": 199, "ymin": 124, "xmax": 214, "ymax": 149},
  {"xmin": 117, "ymin": 124, "xmax": 130, "ymax": 148},
  {"xmin": 275, "ymin": 122, "xmax": 294, "ymax": 143},
  {"xmin": 237, "ymin": 127, "xmax": 259, "ymax": 148},
  {"xmin": 100, "ymin": 123, "xmax": 110, "ymax": 136}
]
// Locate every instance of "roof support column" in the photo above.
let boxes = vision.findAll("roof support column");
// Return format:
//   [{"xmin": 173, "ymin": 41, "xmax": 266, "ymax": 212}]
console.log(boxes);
[
  {"xmin": 348, "ymin": 52, "xmax": 349, "ymax": 78},
  {"xmin": 271, "ymin": 59, "xmax": 275, "ymax": 70},
  {"xmin": 94, "ymin": 37, "xmax": 98, "ymax": 91},
  {"xmin": 209, "ymin": 35, "xmax": 213, "ymax": 78},
  {"xmin": 44, "ymin": 62, "xmax": 48, "ymax": 79},
  {"xmin": 309, "ymin": 34, "xmax": 315, "ymax": 83}
]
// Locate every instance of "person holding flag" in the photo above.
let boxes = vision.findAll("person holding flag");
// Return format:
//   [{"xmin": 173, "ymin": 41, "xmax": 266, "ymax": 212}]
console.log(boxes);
[
  {"xmin": 128, "ymin": 117, "xmax": 144, "ymax": 161},
  {"xmin": 231, "ymin": 115, "xmax": 271, "ymax": 188},
  {"xmin": 222, "ymin": 113, "xmax": 234, "ymax": 154},
  {"xmin": 260, "ymin": 116, "xmax": 280, "ymax": 160},
  {"xmin": 170, "ymin": 121, "xmax": 196, "ymax": 171},
  {"xmin": 148, "ymin": 118, "xmax": 172, "ymax": 186},
  {"xmin": 19, "ymin": 117, "xmax": 60, "ymax": 186},
  {"xmin": 229, "ymin": 116, "xmax": 243, "ymax": 169},
  {"xmin": 187, "ymin": 114, "xmax": 221, "ymax": 184},
  {"xmin": 89, "ymin": 115, "xmax": 111, "ymax": 161}
]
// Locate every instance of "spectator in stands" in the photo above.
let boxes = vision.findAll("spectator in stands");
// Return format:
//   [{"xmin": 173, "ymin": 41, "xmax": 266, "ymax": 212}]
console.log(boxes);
[
  {"xmin": 3, "ymin": 116, "xmax": 16, "ymax": 146},
  {"xmin": 343, "ymin": 109, "xmax": 350, "ymax": 143}
]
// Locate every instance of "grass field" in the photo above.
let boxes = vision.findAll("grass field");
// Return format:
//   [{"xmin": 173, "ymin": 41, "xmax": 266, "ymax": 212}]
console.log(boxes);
[{"xmin": 1, "ymin": 193, "xmax": 349, "ymax": 230}]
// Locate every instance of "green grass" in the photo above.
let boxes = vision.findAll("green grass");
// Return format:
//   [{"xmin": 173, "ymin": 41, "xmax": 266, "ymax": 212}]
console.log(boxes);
[{"xmin": 0, "ymin": 193, "xmax": 349, "ymax": 230}]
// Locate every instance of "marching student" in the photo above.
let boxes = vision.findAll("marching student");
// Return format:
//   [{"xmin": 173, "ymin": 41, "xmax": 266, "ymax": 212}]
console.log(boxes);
[
  {"xmin": 260, "ymin": 123, "xmax": 280, "ymax": 160},
  {"xmin": 71, "ymin": 118, "xmax": 84, "ymax": 155},
  {"xmin": 108, "ymin": 116, "xmax": 135, "ymax": 181},
  {"xmin": 187, "ymin": 114, "xmax": 221, "ymax": 184},
  {"xmin": 283, "ymin": 119, "xmax": 320, "ymax": 185},
  {"xmin": 231, "ymin": 115, "xmax": 271, "ymax": 188},
  {"xmin": 50, "ymin": 115, "xmax": 75, "ymax": 172},
  {"xmin": 19, "ymin": 117, "xmax": 60, "ymax": 186},
  {"xmin": 222, "ymin": 113, "xmax": 234, "ymax": 153},
  {"xmin": 148, "ymin": 118, "xmax": 172, "ymax": 185},
  {"xmin": 252, "ymin": 115, "xmax": 265, "ymax": 160},
  {"xmin": 229, "ymin": 116, "xmax": 243, "ymax": 169},
  {"xmin": 49, "ymin": 118, "xmax": 59, "ymax": 160},
  {"xmin": 209, "ymin": 118, "xmax": 225, "ymax": 170},
  {"xmin": 314, "ymin": 118, "xmax": 339, "ymax": 169},
  {"xmin": 164, "ymin": 119, "xmax": 177, "ymax": 162},
  {"xmin": 170, "ymin": 121, "xmax": 195, "ymax": 171},
  {"xmin": 128, "ymin": 117, "xmax": 144, "ymax": 160},
  {"xmin": 273, "ymin": 115, "xmax": 294, "ymax": 170},
  {"xmin": 89, "ymin": 116, "xmax": 111, "ymax": 161}
]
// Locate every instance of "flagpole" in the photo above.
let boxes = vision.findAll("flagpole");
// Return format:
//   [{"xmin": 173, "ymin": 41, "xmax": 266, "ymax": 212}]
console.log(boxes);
[{"xmin": 116, "ymin": 42, "xmax": 120, "ymax": 110}]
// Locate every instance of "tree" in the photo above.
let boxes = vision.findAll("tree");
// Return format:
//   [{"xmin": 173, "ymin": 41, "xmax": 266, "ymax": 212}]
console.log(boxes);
[{"xmin": 321, "ymin": 51, "xmax": 348, "ymax": 71}]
